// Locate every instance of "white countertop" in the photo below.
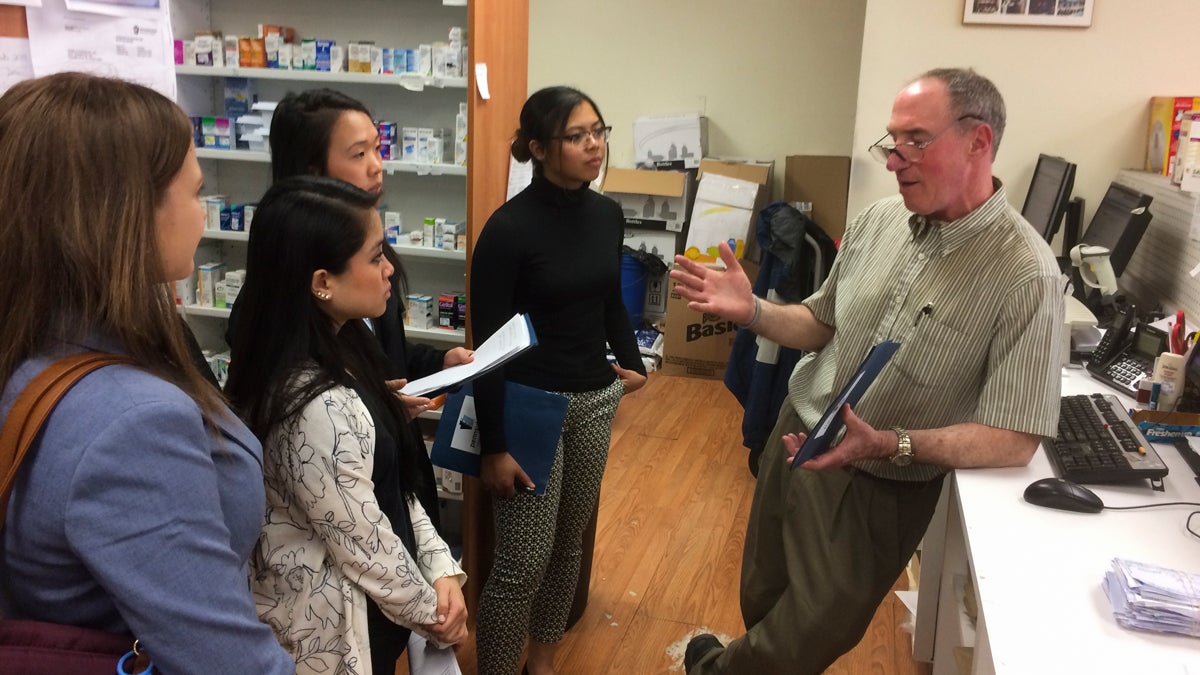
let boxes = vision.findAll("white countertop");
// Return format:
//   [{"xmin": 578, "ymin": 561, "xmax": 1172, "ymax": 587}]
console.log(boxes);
[{"xmin": 954, "ymin": 365, "xmax": 1200, "ymax": 673}]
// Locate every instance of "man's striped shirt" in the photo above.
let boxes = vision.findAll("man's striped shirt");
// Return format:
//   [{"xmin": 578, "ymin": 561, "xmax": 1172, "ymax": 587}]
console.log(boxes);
[{"xmin": 788, "ymin": 180, "xmax": 1064, "ymax": 481}]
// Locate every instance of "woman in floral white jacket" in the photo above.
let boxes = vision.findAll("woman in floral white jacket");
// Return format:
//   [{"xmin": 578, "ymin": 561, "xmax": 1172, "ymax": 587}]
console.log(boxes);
[{"xmin": 226, "ymin": 176, "xmax": 468, "ymax": 675}]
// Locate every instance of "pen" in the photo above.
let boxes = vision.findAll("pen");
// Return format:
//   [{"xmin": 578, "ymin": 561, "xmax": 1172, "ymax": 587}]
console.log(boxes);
[{"xmin": 913, "ymin": 303, "xmax": 935, "ymax": 328}]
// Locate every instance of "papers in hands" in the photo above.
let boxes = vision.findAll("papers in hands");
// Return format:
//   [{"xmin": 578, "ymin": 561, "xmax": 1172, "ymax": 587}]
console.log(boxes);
[
  {"xmin": 407, "ymin": 633, "xmax": 463, "ymax": 674},
  {"xmin": 399, "ymin": 313, "xmax": 536, "ymax": 397}
]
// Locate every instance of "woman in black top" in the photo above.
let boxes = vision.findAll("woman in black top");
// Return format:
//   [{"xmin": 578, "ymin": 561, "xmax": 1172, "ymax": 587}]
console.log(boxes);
[
  {"xmin": 471, "ymin": 86, "xmax": 647, "ymax": 675},
  {"xmin": 268, "ymin": 88, "xmax": 474, "ymax": 406}
]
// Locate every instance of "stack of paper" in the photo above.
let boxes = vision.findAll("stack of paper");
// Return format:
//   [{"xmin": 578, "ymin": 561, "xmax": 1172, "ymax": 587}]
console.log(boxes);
[{"xmin": 1103, "ymin": 557, "xmax": 1200, "ymax": 637}]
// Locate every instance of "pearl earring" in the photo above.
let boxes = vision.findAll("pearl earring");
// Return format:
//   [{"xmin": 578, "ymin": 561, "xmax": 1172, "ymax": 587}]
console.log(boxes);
[{"xmin": 316, "ymin": 291, "xmax": 330, "ymax": 301}]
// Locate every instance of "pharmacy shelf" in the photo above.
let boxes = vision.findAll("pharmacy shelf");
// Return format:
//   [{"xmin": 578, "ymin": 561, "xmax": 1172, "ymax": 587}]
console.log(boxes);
[
  {"xmin": 200, "ymin": 229, "xmax": 249, "ymax": 242},
  {"xmin": 391, "ymin": 242, "xmax": 465, "ymax": 262},
  {"xmin": 180, "ymin": 304, "xmax": 232, "ymax": 319},
  {"xmin": 407, "ymin": 326, "xmax": 466, "ymax": 344},
  {"xmin": 195, "ymin": 148, "xmax": 270, "ymax": 163},
  {"xmin": 384, "ymin": 162, "xmax": 466, "ymax": 177},
  {"xmin": 195, "ymin": 147, "xmax": 466, "ymax": 176},
  {"xmin": 176, "ymin": 64, "xmax": 466, "ymax": 90}
]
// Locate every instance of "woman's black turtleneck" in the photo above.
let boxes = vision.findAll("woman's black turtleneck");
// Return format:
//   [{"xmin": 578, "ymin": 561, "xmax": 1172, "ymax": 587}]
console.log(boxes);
[{"xmin": 470, "ymin": 173, "xmax": 645, "ymax": 456}]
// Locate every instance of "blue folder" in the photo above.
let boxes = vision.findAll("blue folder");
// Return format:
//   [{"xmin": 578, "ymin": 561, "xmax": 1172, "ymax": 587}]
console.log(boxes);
[
  {"xmin": 430, "ymin": 381, "xmax": 569, "ymax": 495},
  {"xmin": 790, "ymin": 340, "xmax": 901, "ymax": 467}
]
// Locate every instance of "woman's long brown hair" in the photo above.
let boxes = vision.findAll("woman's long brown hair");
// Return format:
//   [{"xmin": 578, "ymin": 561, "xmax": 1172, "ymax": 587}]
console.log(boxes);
[{"xmin": 0, "ymin": 72, "xmax": 226, "ymax": 419}]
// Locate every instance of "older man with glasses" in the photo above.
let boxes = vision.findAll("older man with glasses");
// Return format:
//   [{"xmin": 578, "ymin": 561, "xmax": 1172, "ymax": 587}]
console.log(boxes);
[{"xmin": 672, "ymin": 67, "xmax": 1064, "ymax": 674}]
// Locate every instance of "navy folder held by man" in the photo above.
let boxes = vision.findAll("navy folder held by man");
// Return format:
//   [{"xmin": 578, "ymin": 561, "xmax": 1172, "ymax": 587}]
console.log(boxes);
[{"xmin": 789, "ymin": 340, "xmax": 901, "ymax": 467}]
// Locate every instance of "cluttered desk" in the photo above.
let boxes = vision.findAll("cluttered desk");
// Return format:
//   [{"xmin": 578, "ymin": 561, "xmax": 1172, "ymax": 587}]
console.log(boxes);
[
  {"xmin": 913, "ymin": 366, "xmax": 1200, "ymax": 675},
  {"xmin": 911, "ymin": 163, "xmax": 1200, "ymax": 674}
]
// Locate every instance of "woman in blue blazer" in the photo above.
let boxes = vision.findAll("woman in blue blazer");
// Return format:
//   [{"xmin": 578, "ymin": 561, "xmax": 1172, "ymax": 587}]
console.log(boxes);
[{"xmin": 0, "ymin": 73, "xmax": 294, "ymax": 674}]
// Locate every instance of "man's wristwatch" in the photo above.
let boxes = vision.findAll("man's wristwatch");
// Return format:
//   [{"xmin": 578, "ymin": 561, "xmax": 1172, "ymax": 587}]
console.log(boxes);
[{"xmin": 889, "ymin": 427, "xmax": 913, "ymax": 467}]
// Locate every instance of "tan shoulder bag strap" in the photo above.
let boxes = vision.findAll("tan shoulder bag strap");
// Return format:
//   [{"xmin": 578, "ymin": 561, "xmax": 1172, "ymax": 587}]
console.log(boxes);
[{"xmin": 0, "ymin": 352, "xmax": 135, "ymax": 526}]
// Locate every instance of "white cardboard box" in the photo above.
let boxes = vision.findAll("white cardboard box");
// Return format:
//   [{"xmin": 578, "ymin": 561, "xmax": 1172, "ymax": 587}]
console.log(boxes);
[
  {"xmin": 196, "ymin": 261, "xmax": 225, "ymax": 308},
  {"xmin": 700, "ymin": 158, "xmax": 773, "ymax": 260},
  {"xmin": 633, "ymin": 113, "xmax": 707, "ymax": 170},
  {"xmin": 175, "ymin": 274, "xmax": 196, "ymax": 306},
  {"xmin": 601, "ymin": 167, "xmax": 692, "ymax": 232},
  {"xmin": 684, "ymin": 173, "xmax": 761, "ymax": 263},
  {"xmin": 622, "ymin": 228, "xmax": 677, "ymax": 262},
  {"xmin": 406, "ymin": 294, "xmax": 435, "ymax": 329}
]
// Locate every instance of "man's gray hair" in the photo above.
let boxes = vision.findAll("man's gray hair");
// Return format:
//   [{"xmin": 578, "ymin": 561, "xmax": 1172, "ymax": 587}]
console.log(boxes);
[{"xmin": 913, "ymin": 68, "xmax": 1006, "ymax": 159}]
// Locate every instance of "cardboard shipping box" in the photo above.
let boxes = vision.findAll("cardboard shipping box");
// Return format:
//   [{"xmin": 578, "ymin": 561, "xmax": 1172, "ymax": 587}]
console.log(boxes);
[
  {"xmin": 633, "ymin": 113, "xmax": 708, "ymax": 170},
  {"xmin": 660, "ymin": 259, "xmax": 756, "ymax": 379},
  {"xmin": 601, "ymin": 167, "xmax": 692, "ymax": 232},
  {"xmin": 698, "ymin": 157, "xmax": 773, "ymax": 188},
  {"xmin": 784, "ymin": 155, "xmax": 851, "ymax": 239},
  {"xmin": 662, "ymin": 273, "xmax": 739, "ymax": 379}
]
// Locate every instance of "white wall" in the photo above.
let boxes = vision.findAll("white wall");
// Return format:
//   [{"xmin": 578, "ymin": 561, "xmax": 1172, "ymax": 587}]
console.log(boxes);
[
  {"xmin": 528, "ymin": 0, "xmax": 867, "ymax": 200},
  {"xmin": 850, "ymin": 0, "xmax": 1200, "ymax": 242},
  {"xmin": 529, "ymin": 1, "xmax": 1200, "ymax": 246}
]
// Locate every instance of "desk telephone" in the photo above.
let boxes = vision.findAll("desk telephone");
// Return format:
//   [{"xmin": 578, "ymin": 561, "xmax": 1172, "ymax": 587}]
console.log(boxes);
[{"xmin": 1086, "ymin": 305, "xmax": 1169, "ymax": 397}]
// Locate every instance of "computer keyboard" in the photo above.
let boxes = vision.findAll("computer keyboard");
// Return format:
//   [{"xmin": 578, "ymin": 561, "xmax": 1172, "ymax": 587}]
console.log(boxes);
[{"xmin": 1043, "ymin": 393, "xmax": 1168, "ymax": 484}]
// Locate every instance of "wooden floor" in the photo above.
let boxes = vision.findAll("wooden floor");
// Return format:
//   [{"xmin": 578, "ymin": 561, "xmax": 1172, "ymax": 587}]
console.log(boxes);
[{"xmin": 403, "ymin": 373, "xmax": 932, "ymax": 675}]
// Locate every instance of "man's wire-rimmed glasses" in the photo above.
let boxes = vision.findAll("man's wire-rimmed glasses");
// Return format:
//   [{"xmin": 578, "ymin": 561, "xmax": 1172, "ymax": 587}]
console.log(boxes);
[{"xmin": 867, "ymin": 115, "xmax": 982, "ymax": 164}]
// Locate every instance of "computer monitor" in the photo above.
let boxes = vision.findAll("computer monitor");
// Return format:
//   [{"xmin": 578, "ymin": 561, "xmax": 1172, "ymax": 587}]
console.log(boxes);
[
  {"xmin": 1079, "ymin": 182, "xmax": 1154, "ymax": 278},
  {"xmin": 1020, "ymin": 153, "xmax": 1076, "ymax": 242}
]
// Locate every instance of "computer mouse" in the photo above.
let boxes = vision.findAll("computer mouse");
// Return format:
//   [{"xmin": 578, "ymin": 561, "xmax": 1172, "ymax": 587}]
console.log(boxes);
[{"xmin": 1022, "ymin": 477, "xmax": 1104, "ymax": 513}]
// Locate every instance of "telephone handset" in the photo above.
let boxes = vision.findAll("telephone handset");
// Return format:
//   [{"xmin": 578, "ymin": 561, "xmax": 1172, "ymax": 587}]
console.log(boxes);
[
  {"xmin": 1086, "ymin": 305, "xmax": 1169, "ymax": 397},
  {"xmin": 1090, "ymin": 304, "xmax": 1137, "ymax": 366}
]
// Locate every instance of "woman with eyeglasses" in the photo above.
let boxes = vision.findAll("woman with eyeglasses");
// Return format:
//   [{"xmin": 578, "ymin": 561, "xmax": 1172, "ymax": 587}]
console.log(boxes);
[{"xmin": 470, "ymin": 86, "xmax": 647, "ymax": 675}]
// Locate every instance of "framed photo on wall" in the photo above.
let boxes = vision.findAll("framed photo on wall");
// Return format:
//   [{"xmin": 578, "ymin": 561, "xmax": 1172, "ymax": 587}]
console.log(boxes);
[{"xmin": 964, "ymin": 0, "xmax": 1094, "ymax": 27}]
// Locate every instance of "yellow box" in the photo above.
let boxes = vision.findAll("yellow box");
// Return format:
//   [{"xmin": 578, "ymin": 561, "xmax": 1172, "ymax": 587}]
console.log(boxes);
[{"xmin": 1145, "ymin": 96, "xmax": 1200, "ymax": 176}]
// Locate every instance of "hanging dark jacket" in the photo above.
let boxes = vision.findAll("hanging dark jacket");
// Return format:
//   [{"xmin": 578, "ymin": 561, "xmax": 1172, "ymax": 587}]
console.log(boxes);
[{"xmin": 724, "ymin": 201, "xmax": 837, "ymax": 475}]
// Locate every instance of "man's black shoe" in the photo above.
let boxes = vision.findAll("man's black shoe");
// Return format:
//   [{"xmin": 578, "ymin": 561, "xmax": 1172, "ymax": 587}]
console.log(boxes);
[{"xmin": 684, "ymin": 633, "xmax": 723, "ymax": 672}]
